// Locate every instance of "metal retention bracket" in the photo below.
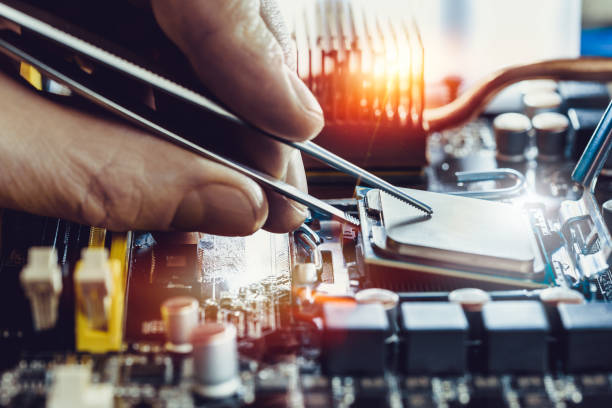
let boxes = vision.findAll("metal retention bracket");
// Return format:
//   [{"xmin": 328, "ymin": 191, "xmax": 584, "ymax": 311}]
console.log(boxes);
[{"xmin": 446, "ymin": 168, "xmax": 526, "ymax": 200}]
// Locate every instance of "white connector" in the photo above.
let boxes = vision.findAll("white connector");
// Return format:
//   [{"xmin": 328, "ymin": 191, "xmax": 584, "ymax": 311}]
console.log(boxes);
[
  {"xmin": 47, "ymin": 365, "xmax": 113, "ymax": 408},
  {"xmin": 20, "ymin": 247, "xmax": 62, "ymax": 331},
  {"xmin": 75, "ymin": 248, "xmax": 113, "ymax": 330},
  {"xmin": 293, "ymin": 263, "xmax": 317, "ymax": 286}
]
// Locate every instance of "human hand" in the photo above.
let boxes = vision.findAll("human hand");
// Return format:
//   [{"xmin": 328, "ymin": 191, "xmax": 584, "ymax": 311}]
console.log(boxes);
[{"xmin": 0, "ymin": 0, "xmax": 323, "ymax": 235}]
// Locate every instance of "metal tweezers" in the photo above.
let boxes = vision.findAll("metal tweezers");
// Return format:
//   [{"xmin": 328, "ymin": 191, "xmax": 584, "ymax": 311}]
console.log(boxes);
[{"xmin": 0, "ymin": 2, "xmax": 433, "ymax": 227}]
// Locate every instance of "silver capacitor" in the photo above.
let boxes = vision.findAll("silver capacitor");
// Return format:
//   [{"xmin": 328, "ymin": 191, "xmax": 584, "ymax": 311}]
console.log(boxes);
[
  {"xmin": 523, "ymin": 91, "xmax": 562, "ymax": 118},
  {"xmin": 190, "ymin": 323, "xmax": 240, "ymax": 398},
  {"xmin": 161, "ymin": 296, "xmax": 199, "ymax": 353}
]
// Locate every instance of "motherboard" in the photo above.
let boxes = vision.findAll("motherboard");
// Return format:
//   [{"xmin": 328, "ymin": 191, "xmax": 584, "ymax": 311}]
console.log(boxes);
[
  {"xmin": 1, "ymin": 1, "xmax": 612, "ymax": 407},
  {"xmin": 2, "ymin": 77, "xmax": 612, "ymax": 408}
]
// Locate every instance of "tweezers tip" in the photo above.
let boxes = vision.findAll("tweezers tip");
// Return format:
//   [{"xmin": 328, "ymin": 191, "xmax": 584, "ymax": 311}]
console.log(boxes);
[{"xmin": 343, "ymin": 213, "xmax": 360, "ymax": 226}]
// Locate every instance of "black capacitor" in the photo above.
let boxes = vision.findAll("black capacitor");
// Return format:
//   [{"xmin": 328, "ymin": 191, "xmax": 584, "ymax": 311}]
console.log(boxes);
[
  {"xmin": 482, "ymin": 301, "xmax": 549, "ymax": 373},
  {"xmin": 603, "ymin": 200, "xmax": 612, "ymax": 233},
  {"xmin": 493, "ymin": 112, "xmax": 532, "ymax": 161},
  {"xmin": 558, "ymin": 303, "xmax": 612, "ymax": 372},
  {"xmin": 558, "ymin": 81, "xmax": 610, "ymax": 110},
  {"xmin": 567, "ymin": 107, "xmax": 606, "ymax": 160},
  {"xmin": 322, "ymin": 302, "xmax": 389, "ymax": 375},
  {"xmin": 356, "ymin": 288, "xmax": 400, "ymax": 333},
  {"xmin": 399, "ymin": 302, "xmax": 468, "ymax": 374},
  {"xmin": 532, "ymin": 112, "xmax": 569, "ymax": 161}
]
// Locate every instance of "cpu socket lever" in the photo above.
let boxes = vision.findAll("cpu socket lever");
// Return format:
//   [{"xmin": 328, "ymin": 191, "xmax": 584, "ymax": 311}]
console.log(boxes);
[{"xmin": 560, "ymin": 100, "xmax": 612, "ymax": 279}]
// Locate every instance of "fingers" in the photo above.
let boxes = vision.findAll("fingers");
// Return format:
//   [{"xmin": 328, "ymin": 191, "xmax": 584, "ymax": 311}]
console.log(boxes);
[
  {"xmin": 151, "ymin": 0, "xmax": 319, "ymax": 233},
  {"xmin": 0, "ymin": 17, "xmax": 20, "ymax": 34},
  {"xmin": 263, "ymin": 150, "xmax": 309, "ymax": 233},
  {"xmin": 259, "ymin": 0, "xmax": 296, "ymax": 70},
  {"xmin": 0, "ymin": 71, "xmax": 268, "ymax": 235},
  {"xmin": 151, "ymin": 0, "xmax": 323, "ymax": 142}
]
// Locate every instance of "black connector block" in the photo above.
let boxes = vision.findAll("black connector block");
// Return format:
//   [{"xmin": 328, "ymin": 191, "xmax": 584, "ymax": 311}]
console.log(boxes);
[
  {"xmin": 482, "ymin": 301, "xmax": 549, "ymax": 373},
  {"xmin": 399, "ymin": 302, "xmax": 468, "ymax": 374}
]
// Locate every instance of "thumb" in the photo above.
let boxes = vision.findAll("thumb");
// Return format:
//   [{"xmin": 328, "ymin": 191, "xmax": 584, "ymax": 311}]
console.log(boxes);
[{"xmin": 151, "ymin": 0, "xmax": 323, "ymax": 142}]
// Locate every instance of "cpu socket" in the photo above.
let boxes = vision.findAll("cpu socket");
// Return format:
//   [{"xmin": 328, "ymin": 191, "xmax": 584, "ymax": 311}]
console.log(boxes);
[{"xmin": 357, "ymin": 188, "xmax": 548, "ymax": 291}]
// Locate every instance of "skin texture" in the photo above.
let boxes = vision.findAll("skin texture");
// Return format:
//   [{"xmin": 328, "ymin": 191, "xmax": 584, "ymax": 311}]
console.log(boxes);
[{"xmin": 0, "ymin": 1, "xmax": 323, "ymax": 235}]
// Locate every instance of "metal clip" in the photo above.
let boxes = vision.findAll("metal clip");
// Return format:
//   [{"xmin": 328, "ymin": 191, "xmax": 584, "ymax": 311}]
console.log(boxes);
[
  {"xmin": 446, "ymin": 168, "xmax": 526, "ymax": 200},
  {"xmin": 294, "ymin": 225, "xmax": 323, "ymax": 270}
]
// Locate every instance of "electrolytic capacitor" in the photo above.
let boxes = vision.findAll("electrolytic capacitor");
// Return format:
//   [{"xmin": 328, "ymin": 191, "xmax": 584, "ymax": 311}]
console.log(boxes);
[
  {"xmin": 532, "ymin": 112, "xmax": 569, "ymax": 161},
  {"xmin": 160, "ymin": 296, "xmax": 199, "ymax": 353},
  {"xmin": 493, "ymin": 112, "xmax": 532, "ymax": 162},
  {"xmin": 190, "ymin": 323, "xmax": 240, "ymax": 399},
  {"xmin": 523, "ymin": 91, "xmax": 562, "ymax": 118},
  {"xmin": 519, "ymin": 79, "xmax": 558, "ymax": 95}
]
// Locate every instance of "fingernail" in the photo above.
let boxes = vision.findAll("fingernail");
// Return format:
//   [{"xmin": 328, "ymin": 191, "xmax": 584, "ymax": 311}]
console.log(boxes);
[
  {"xmin": 172, "ymin": 184, "xmax": 266, "ymax": 234},
  {"xmin": 285, "ymin": 65, "xmax": 324, "ymax": 121}
]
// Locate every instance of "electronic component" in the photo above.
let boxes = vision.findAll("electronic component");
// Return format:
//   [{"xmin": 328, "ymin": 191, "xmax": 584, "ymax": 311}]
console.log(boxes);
[
  {"xmin": 482, "ymin": 301, "xmax": 549, "ymax": 373},
  {"xmin": 558, "ymin": 302, "xmax": 612, "ymax": 372},
  {"xmin": 160, "ymin": 296, "xmax": 199, "ymax": 353},
  {"xmin": 399, "ymin": 302, "xmax": 468, "ymax": 374},
  {"xmin": 533, "ymin": 112, "xmax": 569, "ymax": 161},
  {"xmin": 293, "ymin": 263, "xmax": 317, "ymax": 286},
  {"xmin": 568, "ymin": 107, "xmax": 606, "ymax": 160},
  {"xmin": 448, "ymin": 288, "xmax": 491, "ymax": 312},
  {"xmin": 538, "ymin": 287, "xmax": 585, "ymax": 307},
  {"xmin": 363, "ymin": 187, "xmax": 536, "ymax": 288},
  {"xmin": 558, "ymin": 81, "xmax": 610, "ymax": 110},
  {"xmin": 19, "ymin": 247, "xmax": 62, "ymax": 331},
  {"xmin": 121, "ymin": 355, "xmax": 173, "ymax": 386},
  {"xmin": 190, "ymin": 323, "xmax": 240, "ymax": 399},
  {"xmin": 294, "ymin": 0, "xmax": 427, "ymax": 170},
  {"xmin": 3, "ymin": 2, "xmax": 612, "ymax": 406},
  {"xmin": 523, "ymin": 91, "xmax": 562, "ymax": 118},
  {"xmin": 493, "ymin": 112, "xmax": 532, "ymax": 161},
  {"xmin": 519, "ymin": 79, "xmax": 558, "ymax": 95},
  {"xmin": 151, "ymin": 232, "xmax": 200, "ymax": 286},
  {"xmin": 47, "ymin": 365, "xmax": 113, "ymax": 408},
  {"xmin": 75, "ymin": 237, "xmax": 126, "ymax": 353},
  {"xmin": 355, "ymin": 288, "xmax": 400, "ymax": 330},
  {"xmin": 75, "ymin": 248, "xmax": 112, "ymax": 330},
  {"xmin": 322, "ymin": 302, "xmax": 389, "ymax": 375}
]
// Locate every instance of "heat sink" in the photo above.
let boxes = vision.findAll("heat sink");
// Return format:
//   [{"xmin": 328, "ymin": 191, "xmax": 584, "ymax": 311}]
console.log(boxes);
[{"xmin": 291, "ymin": 0, "xmax": 428, "ymax": 170}]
